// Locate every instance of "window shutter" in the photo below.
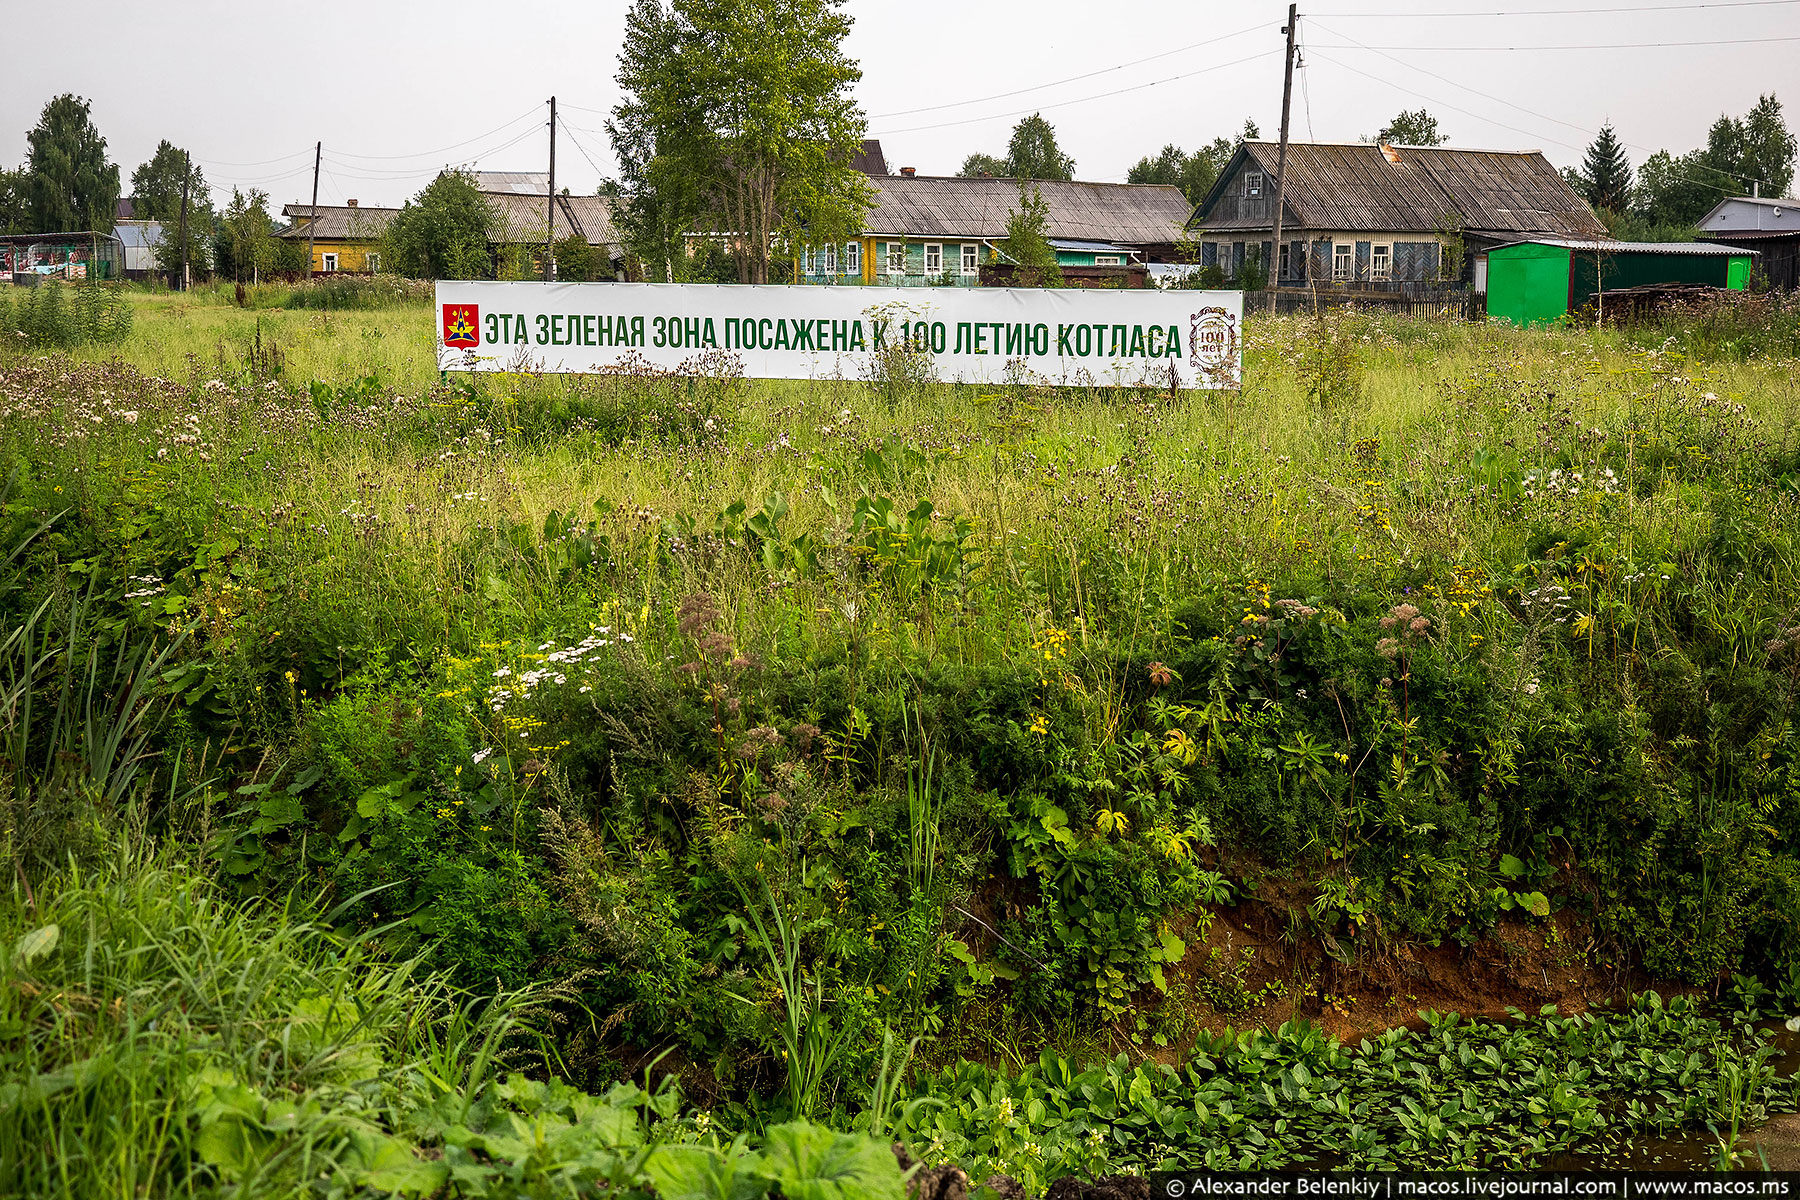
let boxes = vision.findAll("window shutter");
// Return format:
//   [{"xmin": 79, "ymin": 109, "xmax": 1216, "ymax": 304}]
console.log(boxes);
[
  {"xmin": 1310, "ymin": 239, "xmax": 1331, "ymax": 279},
  {"xmin": 1200, "ymin": 242, "xmax": 1217, "ymax": 268},
  {"xmin": 1355, "ymin": 241, "xmax": 1371, "ymax": 282}
]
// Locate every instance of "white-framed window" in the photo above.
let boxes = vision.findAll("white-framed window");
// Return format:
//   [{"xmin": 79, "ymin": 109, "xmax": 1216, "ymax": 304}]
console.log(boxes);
[
  {"xmin": 1094, "ymin": 254, "xmax": 1122, "ymax": 266},
  {"xmin": 1244, "ymin": 171, "xmax": 1264, "ymax": 197},
  {"xmin": 1371, "ymin": 244, "xmax": 1392, "ymax": 281},
  {"xmin": 845, "ymin": 241, "xmax": 860, "ymax": 275},
  {"xmin": 1333, "ymin": 243, "xmax": 1353, "ymax": 281},
  {"xmin": 887, "ymin": 242, "xmax": 906, "ymax": 274},
  {"xmin": 366, "ymin": 252, "xmax": 380, "ymax": 273},
  {"xmin": 924, "ymin": 243, "xmax": 942, "ymax": 273},
  {"xmin": 802, "ymin": 246, "xmax": 815, "ymax": 275},
  {"xmin": 822, "ymin": 242, "xmax": 837, "ymax": 275},
  {"xmin": 321, "ymin": 252, "xmax": 338, "ymax": 272},
  {"xmin": 961, "ymin": 243, "xmax": 979, "ymax": 274},
  {"xmin": 1278, "ymin": 243, "xmax": 1290, "ymax": 279}
]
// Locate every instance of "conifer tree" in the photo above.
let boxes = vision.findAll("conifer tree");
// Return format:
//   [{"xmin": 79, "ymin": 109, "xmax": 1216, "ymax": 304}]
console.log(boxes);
[{"xmin": 1579, "ymin": 124, "xmax": 1634, "ymax": 213}]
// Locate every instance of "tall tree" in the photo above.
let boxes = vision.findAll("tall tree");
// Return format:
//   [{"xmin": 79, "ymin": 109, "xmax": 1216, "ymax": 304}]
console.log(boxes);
[
  {"xmin": 1005, "ymin": 114, "xmax": 1075, "ymax": 181},
  {"xmin": 130, "ymin": 141, "xmax": 208, "ymax": 222},
  {"xmin": 382, "ymin": 170, "xmax": 495, "ymax": 280},
  {"xmin": 1125, "ymin": 121, "xmax": 1260, "ymax": 206},
  {"xmin": 0, "ymin": 168, "xmax": 26, "ymax": 234},
  {"xmin": 1702, "ymin": 93, "xmax": 1796, "ymax": 198},
  {"xmin": 609, "ymin": 0, "xmax": 872, "ymax": 285},
  {"xmin": 958, "ymin": 114, "xmax": 1076, "ymax": 181},
  {"xmin": 216, "ymin": 187, "xmax": 276, "ymax": 283},
  {"xmin": 1634, "ymin": 149, "xmax": 1718, "ymax": 228},
  {"xmin": 999, "ymin": 180, "xmax": 1062, "ymax": 287},
  {"xmin": 957, "ymin": 152, "xmax": 1008, "ymax": 178},
  {"xmin": 1576, "ymin": 124, "xmax": 1634, "ymax": 213},
  {"xmin": 1371, "ymin": 109, "xmax": 1447, "ymax": 147},
  {"xmin": 24, "ymin": 94, "xmax": 120, "ymax": 233}
]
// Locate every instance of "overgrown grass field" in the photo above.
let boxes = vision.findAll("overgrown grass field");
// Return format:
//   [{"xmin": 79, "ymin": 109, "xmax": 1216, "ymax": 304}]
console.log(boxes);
[{"xmin": 6, "ymin": 282, "xmax": 1800, "ymax": 1192}]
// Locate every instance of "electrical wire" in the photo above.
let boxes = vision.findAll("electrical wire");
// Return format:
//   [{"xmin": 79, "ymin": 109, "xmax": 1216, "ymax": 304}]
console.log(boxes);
[
  {"xmin": 329, "ymin": 106, "xmax": 542, "ymax": 161},
  {"xmin": 873, "ymin": 49, "xmax": 1279, "ymax": 137},
  {"xmin": 869, "ymin": 22, "xmax": 1269, "ymax": 119},
  {"xmin": 1310, "ymin": 34, "xmax": 1800, "ymax": 50},
  {"xmin": 558, "ymin": 116, "xmax": 612, "ymax": 182},
  {"xmin": 1322, "ymin": 0, "xmax": 1799, "ymax": 15},
  {"xmin": 1310, "ymin": 19, "xmax": 1783, "ymax": 190}
]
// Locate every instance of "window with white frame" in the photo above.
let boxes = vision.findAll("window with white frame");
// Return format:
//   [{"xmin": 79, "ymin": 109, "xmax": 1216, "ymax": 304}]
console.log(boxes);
[
  {"xmin": 887, "ymin": 242, "xmax": 906, "ymax": 274},
  {"xmin": 1333, "ymin": 243, "xmax": 1353, "ymax": 280},
  {"xmin": 1371, "ymin": 244, "xmax": 1392, "ymax": 281},
  {"xmin": 1244, "ymin": 171, "xmax": 1264, "ymax": 197},
  {"xmin": 822, "ymin": 242, "xmax": 837, "ymax": 275},
  {"xmin": 924, "ymin": 243, "xmax": 942, "ymax": 273},
  {"xmin": 1278, "ymin": 244, "xmax": 1290, "ymax": 279},
  {"xmin": 802, "ymin": 246, "xmax": 815, "ymax": 274},
  {"xmin": 366, "ymin": 252, "xmax": 380, "ymax": 273},
  {"xmin": 1094, "ymin": 254, "xmax": 1122, "ymax": 265},
  {"xmin": 961, "ymin": 243, "xmax": 978, "ymax": 274},
  {"xmin": 321, "ymin": 252, "xmax": 338, "ymax": 272},
  {"xmin": 845, "ymin": 241, "xmax": 860, "ymax": 274}
]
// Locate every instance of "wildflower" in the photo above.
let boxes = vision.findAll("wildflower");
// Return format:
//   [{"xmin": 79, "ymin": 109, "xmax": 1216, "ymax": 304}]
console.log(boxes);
[
  {"xmin": 1148, "ymin": 661, "xmax": 1173, "ymax": 687},
  {"xmin": 1028, "ymin": 713, "xmax": 1048, "ymax": 736}
]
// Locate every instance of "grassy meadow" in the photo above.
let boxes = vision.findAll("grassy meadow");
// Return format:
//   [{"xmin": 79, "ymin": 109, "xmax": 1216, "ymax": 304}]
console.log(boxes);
[{"xmin": 6, "ymin": 280, "xmax": 1800, "ymax": 1191}]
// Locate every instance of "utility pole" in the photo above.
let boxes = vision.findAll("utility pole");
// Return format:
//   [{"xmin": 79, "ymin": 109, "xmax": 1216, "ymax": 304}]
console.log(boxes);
[
  {"xmin": 1270, "ymin": 4, "xmax": 1298, "ymax": 289},
  {"xmin": 177, "ymin": 150, "xmax": 191, "ymax": 292},
  {"xmin": 546, "ymin": 96, "xmax": 557, "ymax": 282},
  {"xmin": 306, "ymin": 141, "xmax": 321, "ymax": 280}
]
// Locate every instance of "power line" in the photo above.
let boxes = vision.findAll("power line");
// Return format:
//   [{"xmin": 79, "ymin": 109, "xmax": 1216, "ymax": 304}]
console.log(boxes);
[
  {"xmin": 1310, "ymin": 19, "xmax": 1782, "ymax": 188},
  {"xmin": 558, "ymin": 116, "xmax": 611, "ymax": 182},
  {"xmin": 869, "ymin": 22, "xmax": 1268, "ymax": 119},
  {"xmin": 1311, "ymin": 33, "xmax": 1800, "ymax": 49},
  {"xmin": 872, "ymin": 49, "xmax": 1279, "ymax": 136},
  {"xmin": 1324, "ymin": 0, "xmax": 1799, "ymax": 14},
  {"xmin": 328, "ymin": 106, "xmax": 541, "ymax": 161}
]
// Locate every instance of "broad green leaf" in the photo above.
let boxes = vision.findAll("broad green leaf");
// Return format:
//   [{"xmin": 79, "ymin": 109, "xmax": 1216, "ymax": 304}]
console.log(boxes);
[
  {"xmin": 12, "ymin": 924, "xmax": 58, "ymax": 967},
  {"xmin": 1497, "ymin": 853, "xmax": 1525, "ymax": 879},
  {"xmin": 761, "ymin": 1123, "xmax": 904, "ymax": 1200}
]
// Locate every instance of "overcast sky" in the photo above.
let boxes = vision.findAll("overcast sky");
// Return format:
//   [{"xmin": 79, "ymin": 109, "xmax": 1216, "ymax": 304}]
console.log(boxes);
[{"xmin": 3, "ymin": 0, "xmax": 1797, "ymax": 211}]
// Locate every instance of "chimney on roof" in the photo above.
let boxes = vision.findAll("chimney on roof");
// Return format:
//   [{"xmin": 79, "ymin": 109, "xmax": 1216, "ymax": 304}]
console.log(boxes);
[
  {"xmin": 900, "ymin": 166, "xmax": 916, "ymax": 177},
  {"xmin": 1378, "ymin": 143, "xmax": 1401, "ymax": 164},
  {"xmin": 347, "ymin": 198, "xmax": 358, "ymax": 207}
]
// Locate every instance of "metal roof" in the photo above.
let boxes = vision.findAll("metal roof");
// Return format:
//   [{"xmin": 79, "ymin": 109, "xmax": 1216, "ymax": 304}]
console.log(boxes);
[
  {"xmin": 483, "ymin": 191, "xmax": 619, "ymax": 247},
  {"xmin": 864, "ymin": 175, "xmax": 1191, "ymax": 244},
  {"xmin": 473, "ymin": 171, "xmax": 552, "ymax": 194},
  {"xmin": 277, "ymin": 204, "xmax": 400, "ymax": 240},
  {"xmin": 1489, "ymin": 238, "xmax": 1756, "ymax": 256},
  {"xmin": 1197, "ymin": 141, "xmax": 1605, "ymax": 239},
  {"xmin": 1048, "ymin": 238, "xmax": 1130, "ymax": 252}
]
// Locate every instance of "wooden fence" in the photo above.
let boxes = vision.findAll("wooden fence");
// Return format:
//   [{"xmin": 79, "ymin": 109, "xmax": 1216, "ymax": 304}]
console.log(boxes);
[{"xmin": 1243, "ymin": 286, "xmax": 1483, "ymax": 320}]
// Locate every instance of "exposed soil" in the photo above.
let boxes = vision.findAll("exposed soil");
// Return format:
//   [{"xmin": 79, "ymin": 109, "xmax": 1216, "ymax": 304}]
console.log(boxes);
[{"xmin": 1150, "ymin": 868, "xmax": 1706, "ymax": 1054}]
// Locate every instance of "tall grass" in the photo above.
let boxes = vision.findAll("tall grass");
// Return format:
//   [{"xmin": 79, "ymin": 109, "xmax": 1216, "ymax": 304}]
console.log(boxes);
[{"xmin": 0, "ymin": 836, "xmax": 551, "ymax": 1198}]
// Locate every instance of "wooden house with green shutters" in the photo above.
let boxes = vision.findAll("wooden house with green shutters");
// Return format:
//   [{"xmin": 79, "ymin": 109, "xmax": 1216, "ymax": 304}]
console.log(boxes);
[{"xmin": 1187, "ymin": 140, "xmax": 1605, "ymax": 291}]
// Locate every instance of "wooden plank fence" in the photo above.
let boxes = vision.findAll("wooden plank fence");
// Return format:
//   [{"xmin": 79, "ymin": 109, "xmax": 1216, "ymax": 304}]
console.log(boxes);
[{"xmin": 1244, "ymin": 286, "xmax": 1484, "ymax": 320}]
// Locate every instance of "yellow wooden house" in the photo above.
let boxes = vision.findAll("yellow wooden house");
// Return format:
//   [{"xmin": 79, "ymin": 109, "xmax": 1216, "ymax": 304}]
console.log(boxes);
[{"xmin": 278, "ymin": 200, "xmax": 399, "ymax": 273}]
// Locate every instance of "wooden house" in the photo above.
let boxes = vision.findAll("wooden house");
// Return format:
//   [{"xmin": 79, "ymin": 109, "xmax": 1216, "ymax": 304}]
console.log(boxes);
[
  {"xmin": 1697, "ymin": 195, "xmax": 1799, "ymax": 290},
  {"xmin": 1189, "ymin": 141, "xmax": 1605, "ymax": 290},
  {"xmin": 797, "ymin": 173, "xmax": 1192, "ymax": 287},
  {"xmin": 278, "ymin": 201, "xmax": 398, "ymax": 273}
]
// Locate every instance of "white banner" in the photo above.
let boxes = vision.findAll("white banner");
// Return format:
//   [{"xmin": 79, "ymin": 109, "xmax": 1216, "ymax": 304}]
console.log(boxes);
[{"xmin": 436, "ymin": 282, "xmax": 1241, "ymax": 389}]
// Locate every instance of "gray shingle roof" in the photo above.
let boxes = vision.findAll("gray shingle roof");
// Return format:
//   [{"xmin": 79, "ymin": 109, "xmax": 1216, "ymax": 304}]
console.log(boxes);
[
  {"xmin": 1200, "ymin": 142, "xmax": 1605, "ymax": 238},
  {"xmin": 277, "ymin": 204, "xmax": 400, "ymax": 240},
  {"xmin": 865, "ymin": 176, "xmax": 1192, "ymax": 244},
  {"xmin": 483, "ymin": 192, "xmax": 618, "ymax": 247}
]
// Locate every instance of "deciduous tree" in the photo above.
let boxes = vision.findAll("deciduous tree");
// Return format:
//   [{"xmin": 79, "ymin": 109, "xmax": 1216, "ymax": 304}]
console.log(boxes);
[
  {"xmin": 958, "ymin": 114, "xmax": 1076, "ymax": 181},
  {"xmin": 383, "ymin": 170, "xmax": 495, "ymax": 280},
  {"xmin": 130, "ymin": 141, "xmax": 207, "ymax": 223},
  {"xmin": 957, "ymin": 152, "xmax": 1008, "ymax": 178},
  {"xmin": 999, "ymin": 180, "xmax": 1062, "ymax": 287},
  {"xmin": 609, "ymin": 0, "xmax": 872, "ymax": 285},
  {"xmin": 1371, "ymin": 109, "xmax": 1446, "ymax": 147},
  {"xmin": 24, "ymin": 94, "xmax": 120, "ymax": 234}
]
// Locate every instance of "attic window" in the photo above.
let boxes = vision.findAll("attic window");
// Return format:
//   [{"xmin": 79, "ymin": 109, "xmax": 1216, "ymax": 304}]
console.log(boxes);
[{"xmin": 1244, "ymin": 171, "xmax": 1264, "ymax": 198}]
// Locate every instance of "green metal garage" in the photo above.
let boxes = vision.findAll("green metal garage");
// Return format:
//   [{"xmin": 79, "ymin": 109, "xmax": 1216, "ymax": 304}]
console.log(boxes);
[{"xmin": 1482, "ymin": 238, "xmax": 1756, "ymax": 327}]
